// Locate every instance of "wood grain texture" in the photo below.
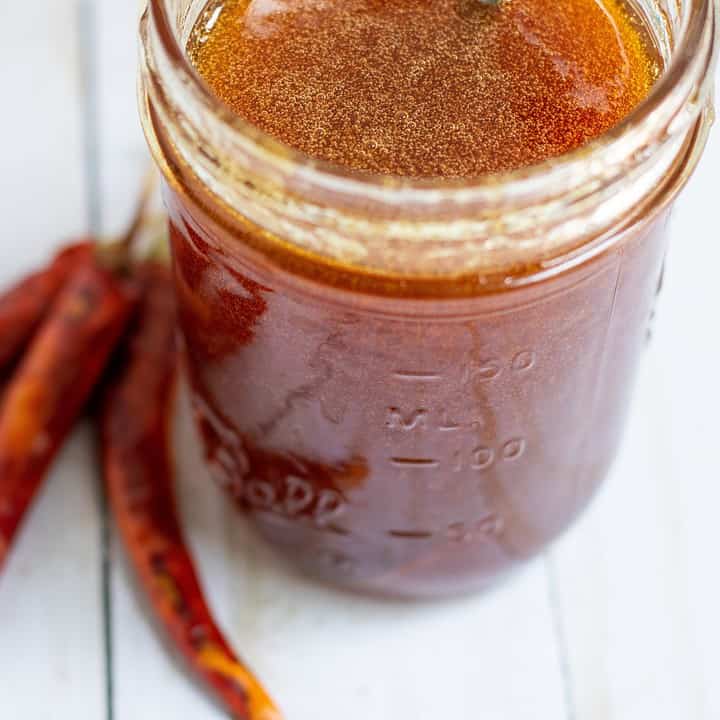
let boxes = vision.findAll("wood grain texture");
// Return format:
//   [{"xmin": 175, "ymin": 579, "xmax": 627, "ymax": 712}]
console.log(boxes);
[
  {"xmin": 0, "ymin": 2, "xmax": 106, "ymax": 718},
  {"xmin": 550, "ymin": 89, "xmax": 720, "ymax": 720},
  {"xmin": 1, "ymin": 0, "xmax": 719, "ymax": 717},
  {"xmin": 0, "ymin": 2, "xmax": 87, "ymax": 275},
  {"xmin": 0, "ymin": 426, "xmax": 107, "ymax": 720}
]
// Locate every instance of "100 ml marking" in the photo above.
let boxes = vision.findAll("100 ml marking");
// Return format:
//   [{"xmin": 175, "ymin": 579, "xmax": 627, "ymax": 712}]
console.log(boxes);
[
  {"xmin": 387, "ymin": 437, "xmax": 526, "ymax": 473},
  {"xmin": 387, "ymin": 350, "xmax": 536, "ymax": 472}
]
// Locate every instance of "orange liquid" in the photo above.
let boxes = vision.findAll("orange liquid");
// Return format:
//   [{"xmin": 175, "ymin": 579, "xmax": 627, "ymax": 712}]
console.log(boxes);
[
  {"xmin": 188, "ymin": 0, "xmax": 659, "ymax": 176},
  {"xmin": 170, "ymin": 0, "xmax": 670, "ymax": 597}
]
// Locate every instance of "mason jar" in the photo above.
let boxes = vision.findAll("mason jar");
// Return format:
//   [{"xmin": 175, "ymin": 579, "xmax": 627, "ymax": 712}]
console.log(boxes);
[{"xmin": 139, "ymin": 0, "xmax": 717, "ymax": 597}]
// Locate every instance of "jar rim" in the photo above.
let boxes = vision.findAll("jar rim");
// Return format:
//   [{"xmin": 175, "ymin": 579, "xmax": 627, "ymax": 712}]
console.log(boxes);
[
  {"xmin": 148, "ymin": 0, "xmax": 714, "ymax": 197},
  {"xmin": 142, "ymin": 0, "xmax": 716, "ymax": 285}
]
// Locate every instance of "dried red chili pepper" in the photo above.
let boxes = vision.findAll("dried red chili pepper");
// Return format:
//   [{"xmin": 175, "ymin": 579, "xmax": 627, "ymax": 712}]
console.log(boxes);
[
  {"xmin": 0, "ymin": 258, "xmax": 137, "ymax": 570},
  {"xmin": 0, "ymin": 242, "xmax": 93, "ymax": 373},
  {"xmin": 0, "ymin": 173, "xmax": 160, "ymax": 568},
  {"xmin": 100, "ymin": 263, "xmax": 281, "ymax": 720}
]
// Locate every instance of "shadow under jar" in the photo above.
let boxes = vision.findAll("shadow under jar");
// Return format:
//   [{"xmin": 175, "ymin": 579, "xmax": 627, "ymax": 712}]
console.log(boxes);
[{"xmin": 139, "ymin": 0, "xmax": 717, "ymax": 598}]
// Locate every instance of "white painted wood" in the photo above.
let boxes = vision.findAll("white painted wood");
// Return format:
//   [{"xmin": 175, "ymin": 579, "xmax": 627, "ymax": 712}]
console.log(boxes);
[
  {"xmin": 0, "ymin": 3, "xmax": 106, "ymax": 718},
  {"xmin": 92, "ymin": 1, "xmax": 220, "ymax": 717},
  {"xmin": 93, "ymin": 0, "xmax": 226, "ymax": 715},
  {"xmin": 655, "ymin": 112, "xmax": 720, "ymax": 719},
  {"xmin": 550, "ymin": 72, "xmax": 720, "ymax": 720},
  {"xmin": 550, "ymin": 354, "xmax": 704, "ymax": 720},
  {"xmin": 3, "ymin": 0, "xmax": 718, "ymax": 718},
  {"xmin": 96, "ymin": 0, "xmax": 151, "ymax": 238},
  {"xmin": 0, "ymin": 1, "xmax": 87, "ymax": 274},
  {"xmin": 0, "ymin": 427, "xmax": 107, "ymax": 720}
]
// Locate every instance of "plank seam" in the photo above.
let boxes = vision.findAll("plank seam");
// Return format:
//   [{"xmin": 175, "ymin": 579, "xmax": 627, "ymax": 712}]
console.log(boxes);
[
  {"xmin": 544, "ymin": 552, "xmax": 578, "ymax": 720},
  {"xmin": 78, "ymin": 3, "xmax": 114, "ymax": 720}
]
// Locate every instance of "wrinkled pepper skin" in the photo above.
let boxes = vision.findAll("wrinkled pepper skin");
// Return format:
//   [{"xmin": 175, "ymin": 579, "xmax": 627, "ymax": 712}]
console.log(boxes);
[
  {"xmin": 0, "ymin": 242, "xmax": 93, "ymax": 373},
  {"xmin": 100, "ymin": 263, "xmax": 281, "ymax": 720},
  {"xmin": 0, "ymin": 258, "xmax": 136, "ymax": 569}
]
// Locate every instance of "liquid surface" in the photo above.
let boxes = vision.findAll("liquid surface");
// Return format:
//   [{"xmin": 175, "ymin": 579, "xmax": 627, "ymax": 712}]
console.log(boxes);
[{"xmin": 188, "ymin": 0, "xmax": 659, "ymax": 177}]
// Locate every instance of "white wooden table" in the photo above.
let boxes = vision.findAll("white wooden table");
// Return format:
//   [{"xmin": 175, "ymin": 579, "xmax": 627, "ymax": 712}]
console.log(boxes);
[{"xmin": 1, "ymin": 2, "xmax": 718, "ymax": 718}]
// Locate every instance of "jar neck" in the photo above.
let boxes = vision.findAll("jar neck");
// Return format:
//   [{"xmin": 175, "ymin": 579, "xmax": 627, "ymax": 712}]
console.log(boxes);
[{"xmin": 139, "ymin": 0, "xmax": 717, "ymax": 285}]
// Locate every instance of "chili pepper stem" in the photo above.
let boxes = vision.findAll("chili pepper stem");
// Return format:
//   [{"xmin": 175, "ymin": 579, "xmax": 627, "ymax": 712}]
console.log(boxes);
[
  {"xmin": 119, "ymin": 168, "xmax": 159, "ymax": 251},
  {"xmin": 94, "ymin": 168, "xmax": 159, "ymax": 273}
]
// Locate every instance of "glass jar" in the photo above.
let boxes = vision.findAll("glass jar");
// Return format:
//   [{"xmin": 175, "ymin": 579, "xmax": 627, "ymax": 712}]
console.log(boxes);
[{"xmin": 139, "ymin": 0, "xmax": 717, "ymax": 597}]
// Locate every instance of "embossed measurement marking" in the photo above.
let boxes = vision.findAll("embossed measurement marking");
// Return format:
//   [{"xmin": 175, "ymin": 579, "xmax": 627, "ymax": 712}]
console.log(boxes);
[
  {"xmin": 393, "ymin": 371, "xmax": 443, "ymax": 381},
  {"xmin": 446, "ymin": 514, "xmax": 504, "ymax": 542},
  {"xmin": 390, "ymin": 457, "xmax": 441, "ymax": 469},
  {"xmin": 385, "ymin": 406, "xmax": 485, "ymax": 432},
  {"xmin": 388, "ymin": 529, "xmax": 435, "ymax": 539},
  {"xmin": 394, "ymin": 351, "xmax": 537, "ymax": 387},
  {"xmin": 512, "ymin": 350, "xmax": 537, "ymax": 372},
  {"xmin": 388, "ymin": 438, "xmax": 526, "ymax": 473},
  {"xmin": 385, "ymin": 407, "xmax": 429, "ymax": 431},
  {"xmin": 461, "ymin": 350, "xmax": 538, "ymax": 384},
  {"xmin": 387, "ymin": 515, "xmax": 504, "ymax": 543}
]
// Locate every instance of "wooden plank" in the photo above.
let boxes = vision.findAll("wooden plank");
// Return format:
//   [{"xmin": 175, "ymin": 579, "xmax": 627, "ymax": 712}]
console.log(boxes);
[
  {"xmin": 111, "ymin": 381, "xmax": 568, "ymax": 720},
  {"xmin": 550, "ymin": 356, "xmax": 703, "ymax": 720},
  {"xmin": 550, "ymin": 73, "xmax": 720, "ymax": 720},
  {"xmin": 97, "ymin": 2, "xmax": 567, "ymax": 717},
  {"xmin": 95, "ymin": 0, "xmax": 151, "ymax": 236},
  {"xmin": 0, "ymin": 427, "xmax": 107, "ymax": 720},
  {"xmin": 2, "ymin": 0, "xmax": 716, "ymax": 717},
  {"xmin": 94, "ymin": 0, "xmax": 228, "ymax": 714},
  {"xmin": 657, "ymin": 100, "xmax": 720, "ymax": 719},
  {"xmin": 0, "ymin": 2, "xmax": 87, "ymax": 274},
  {"xmin": 0, "ymin": 2, "xmax": 106, "ymax": 718}
]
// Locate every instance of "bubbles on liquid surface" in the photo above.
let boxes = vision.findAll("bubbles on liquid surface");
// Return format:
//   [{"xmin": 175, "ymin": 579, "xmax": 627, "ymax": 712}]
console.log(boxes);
[{"xmin": 188, "ymin": 0, "xmax": 660, "ymax": 176}]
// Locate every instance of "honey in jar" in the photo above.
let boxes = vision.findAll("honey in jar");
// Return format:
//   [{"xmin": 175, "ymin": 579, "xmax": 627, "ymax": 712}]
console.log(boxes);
[
  {"xmin": 188, "ymin": 0, "xmax": 659, "ymax": 177},
  {"xmin": 139, "ymin": 0, "xmax": 716, "ymax": 596}
]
